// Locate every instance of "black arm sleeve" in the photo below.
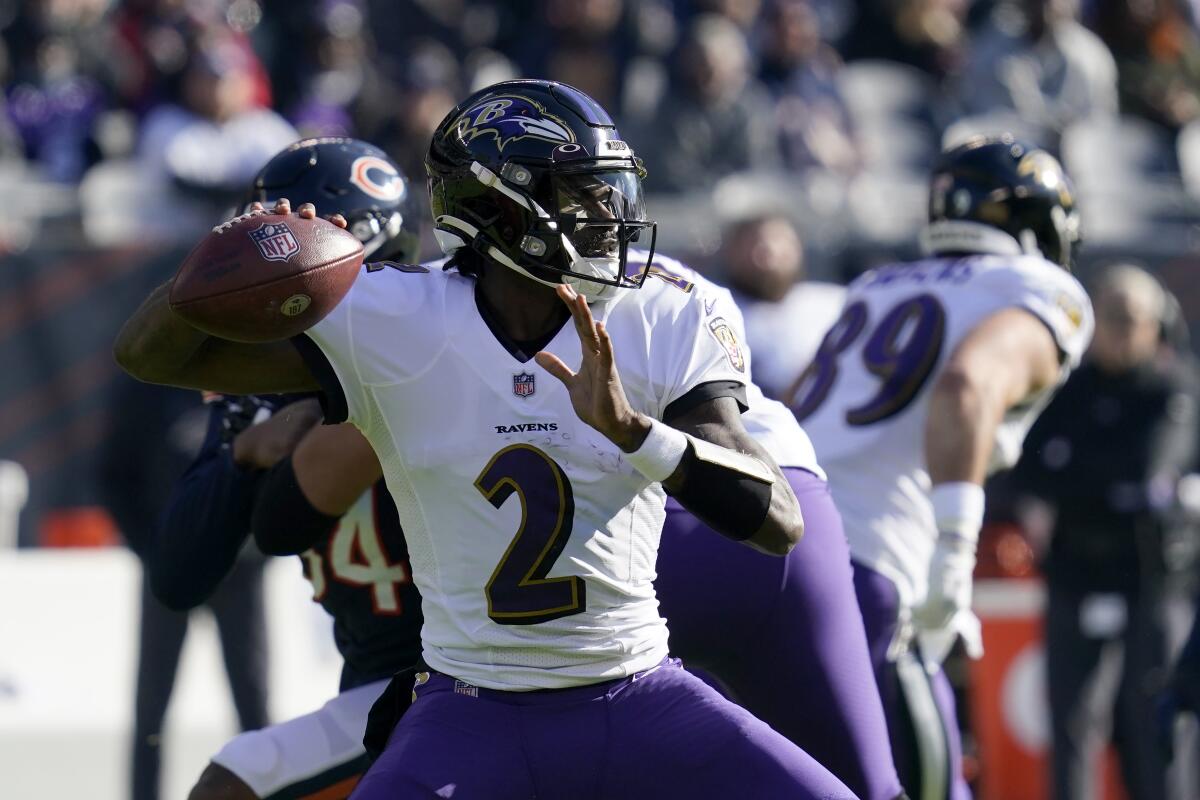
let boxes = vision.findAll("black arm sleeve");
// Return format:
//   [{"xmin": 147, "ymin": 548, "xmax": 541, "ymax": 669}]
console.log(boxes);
[
  {"xmin": 291, "ymin": 334, "xmax": 349, "ymax": 424},
  {"xmin": 251, "ymin": 455, "xmax": 340, "ymax": 555},
  {"xmin": 662, "ymin": 394, "xmax": 776, "ymax": 542},
  {"xmin": 150, "ymin": 406, "xmax": 263, "ymax": 611},
  {"xmin": 664, "ymin": 380, "xmax": 748, "ymax": 422},
  {"xmin": 664, "ymin": 443, "xmax": 774, "ymax": 540}
]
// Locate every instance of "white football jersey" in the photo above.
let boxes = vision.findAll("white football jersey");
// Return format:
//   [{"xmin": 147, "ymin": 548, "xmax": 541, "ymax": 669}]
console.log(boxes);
[
  {"xmin": 302, "ymin": 262, "xmax": 746, "ymax": 690},
  {"xmin": 797, "ymin": 254, "xmax": 1093, "ymax": 606},
  {"xmin": 638, "ymin": 251, "xmax": 823, "ymax": 477}
]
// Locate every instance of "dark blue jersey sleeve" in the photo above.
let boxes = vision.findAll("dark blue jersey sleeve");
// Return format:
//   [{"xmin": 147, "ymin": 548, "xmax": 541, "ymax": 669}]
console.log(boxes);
[
  {"xmin": 150, "ymin": 403, "xmax": 263, "ymax": 611},
  {"xmin": 252, "ymin": 454, "xmax": 339, "ymax": 556}
]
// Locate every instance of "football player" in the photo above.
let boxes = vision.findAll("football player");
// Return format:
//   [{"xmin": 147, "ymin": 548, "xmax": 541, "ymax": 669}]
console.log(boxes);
[
  {"xmin": 223, "ymin": 140, "xmax": 902, "ymax": 796},
  {"xmin": 115, "ymin": 80, "xmax": 856, "ymax": 798},
  {"xmin": 786, "ymin": 135, "xmax": 1094, "ymax": 800},
  {"xmin": 170, "ymin": 138, "xmax": 899, "ymax": 800},
  {"xmin": 148, "ymin": 139, "xmax": 427, "ymax": 800},
  {"xmin": 644, "ymin": 252, "xmax": 904, "ymax": 800}
]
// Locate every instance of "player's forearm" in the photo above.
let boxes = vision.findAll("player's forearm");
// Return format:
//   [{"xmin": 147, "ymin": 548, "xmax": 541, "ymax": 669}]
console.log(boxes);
[
  {"xmin": 291, "ymin": 423, "xmax": 383, "ymax": 515},
  {"xmin": 115, "ymin": 281, "xmax": 321, "ymax": 394},
  {"xmin": 114, "ymin": 280, "xmax": 209, "ymax": 385},
  {"xmin": 924, "ymin": 367, "xmax": 1007, "ymax": 486},
  {"xmin": 252, "ymin": 456, "xmax": 340, "ymax": 555},
  {"xmin": 663, "ymin": 418, "xmax": 804, "ymax": 556},
  {"xmin": 152, "ymin": 450, "xmax": 260, "ymax": 610}
]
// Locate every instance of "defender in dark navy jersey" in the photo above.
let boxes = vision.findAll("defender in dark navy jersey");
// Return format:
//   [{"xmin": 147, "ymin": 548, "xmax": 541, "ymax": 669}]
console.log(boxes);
[
  {"xmin": 158, "ymin": 393, "xmax": 423, "ymax": 800},
  {"xmin": 154, "ymin": 139, "xmax": 426, "ymax": 800}
]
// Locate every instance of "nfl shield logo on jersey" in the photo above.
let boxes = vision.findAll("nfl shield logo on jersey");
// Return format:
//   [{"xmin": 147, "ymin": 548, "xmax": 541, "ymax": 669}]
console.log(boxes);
[
  {"xmin": 513, "ymin": 372, "xmax": 536, "ymax": 398},
  {"xmin": 248, "ymin": 222, "xmax": 301, "ymax": 262}
]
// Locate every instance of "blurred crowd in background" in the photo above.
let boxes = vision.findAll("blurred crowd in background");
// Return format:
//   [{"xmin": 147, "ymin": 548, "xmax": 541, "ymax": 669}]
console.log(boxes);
[
  {"xmin": 6, "ymin": 0, "xmax": 1200, "ymax": 283},
  {"xmin": 4, "ymin": 1, "xmax": 1200, "ymax": 798}
]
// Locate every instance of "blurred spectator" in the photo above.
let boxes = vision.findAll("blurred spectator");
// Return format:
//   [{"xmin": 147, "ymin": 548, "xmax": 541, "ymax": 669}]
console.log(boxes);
[
  {"xmin": 109, "ymin": 1, "xmax": 221, "ymax": 116},
  {"xmin": 840, "ymin": 0, "xmax": 969, "ymax": 80},
  {"xmin": 631, "ymin": 14, "xmax": 779, "ymax": 193},
  {"xmin": 759, "ymin": 0, "xmax": 860, "ymax": 175},
  {"xmin": 956, "ymin": 0, "xmax": 1117, "ymax": 135},
  {"xmin": 0, "ymin": 39, "xmax": 21, "ymax": 161},
  {"xmin": 99, "ymin": 378, "xmax": 270, "ymax": 800},
  {"xmin": 723, "ymin": 213, "xmax": 846, "ymax": 398},
  {"xmin": 515, "ymin": 0, "xmax": 629, "ymax": 112},
  {"xmin": 688, "ymin": 0, "xmax": 763, "ymax": 31},
  {"xmin": 362, "ymin": 0, "xmax": 511, "ymax": 78},
  {"xmin": 2, "ymin": 0, "xmax": 114, "ymax": 180},
  {"xmin": 1091, "ymin": 0, "xmax": 1200, "ymax": 129},
  {"xmin": 283, "ymin": 0, "xmax": 383, "ymax": 138},
  {"xmin": 357, "ymin": 42, "xmax": 460, "ymax": 232},
  {"xmin": 1013, "ymin": 264, "xmax": 1200, "ymax": 800},
  {"xmin": 137, "ymin": 29, "xmax": 295, "ymax": 204}
]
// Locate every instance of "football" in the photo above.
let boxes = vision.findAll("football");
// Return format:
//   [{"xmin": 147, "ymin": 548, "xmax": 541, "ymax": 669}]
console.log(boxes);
[{"xmin": 169, "ymin": 212, "xmax": 364, "ymax": 343}]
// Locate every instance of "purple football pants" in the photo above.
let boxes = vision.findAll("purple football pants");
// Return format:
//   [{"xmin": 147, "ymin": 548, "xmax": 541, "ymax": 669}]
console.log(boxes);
[
  {"xmin": 853, "ymin": 562, "xmax": 972, "ymax": 800},
  {"xmin": 350, "ymin": 657, "xmax": 856, "ymax": 799},
  {"xmin": 657, "ymin": 468, "xmax": 903, "ymax": 800}
]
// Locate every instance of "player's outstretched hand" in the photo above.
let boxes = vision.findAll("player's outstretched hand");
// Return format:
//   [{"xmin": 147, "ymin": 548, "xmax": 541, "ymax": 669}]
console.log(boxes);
[{"xmin": 535, "ymin": 285, "xmax": 651, "ymax": 453}]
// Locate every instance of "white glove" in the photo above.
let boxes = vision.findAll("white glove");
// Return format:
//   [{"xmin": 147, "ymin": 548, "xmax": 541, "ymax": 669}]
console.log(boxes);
[
  {"xmin": 914, "ymin": 482, "xmax": 985, "ymax": 632},
  {"xmin": 914, "ymin": 533, "xmax": 976, "ymax": 630}
]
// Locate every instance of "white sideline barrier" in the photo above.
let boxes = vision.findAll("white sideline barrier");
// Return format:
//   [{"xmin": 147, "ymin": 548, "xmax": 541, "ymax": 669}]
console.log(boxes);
[{"xmin": 0, "ymin": 549, "xmax": 343, "ymax": 800}]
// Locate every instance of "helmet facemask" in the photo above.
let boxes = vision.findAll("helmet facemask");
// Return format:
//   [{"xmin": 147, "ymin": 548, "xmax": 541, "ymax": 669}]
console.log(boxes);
[
  {"xmin": 527, "ymin": 166, "xmax": 656, "ymax": 301},
  {"xmin": 436, "ymin": 159, "xmax": 657, "ymax": 302}
]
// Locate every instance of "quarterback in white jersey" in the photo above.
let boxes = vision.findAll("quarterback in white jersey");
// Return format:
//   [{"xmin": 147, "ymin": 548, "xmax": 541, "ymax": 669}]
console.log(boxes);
[
  {"xmin": 115, "ymin": 80, "xmax": 855, "ymax": 799},
  {"xmin": 788, "ymin": 136, "xmax": 1093, "ymax": 800},
  {"xmin": 299, "ymin": 254, "xmax": 744, "ymax": 689}
]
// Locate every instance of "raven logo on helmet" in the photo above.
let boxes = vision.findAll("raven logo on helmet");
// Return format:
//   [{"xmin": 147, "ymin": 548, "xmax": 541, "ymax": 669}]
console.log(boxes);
[{"xmin": 456, "ymin": 96, "xmax": 575, "ymax": 152}]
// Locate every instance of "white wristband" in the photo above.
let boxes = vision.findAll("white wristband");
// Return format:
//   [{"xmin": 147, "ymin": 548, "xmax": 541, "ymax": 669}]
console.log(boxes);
[
  {"xmin": 930, "ymin": 482, "xmax": 985, "ymax": 544},
  {"xmin": 625, "ymin": 418, "xmax": 688, "ymax": 483}
]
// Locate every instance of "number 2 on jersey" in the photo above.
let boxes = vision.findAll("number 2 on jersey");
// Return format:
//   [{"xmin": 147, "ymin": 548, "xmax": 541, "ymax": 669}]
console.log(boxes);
[
  {"xmin": 789, "ymin": 293, "xmax": 946, "ymax": 426},
  {"xmin": 476, "ymin": 444, "xmax": 586, "ymax": 625}
]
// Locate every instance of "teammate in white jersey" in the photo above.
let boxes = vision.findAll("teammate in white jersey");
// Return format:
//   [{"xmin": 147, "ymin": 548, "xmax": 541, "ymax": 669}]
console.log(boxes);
[
  {"xmin": 647, "ymin": 253, "xmax": 905, "ymax": 800},
  {"xmin": 115, "ymin": 80, "xmax": 855, "ymax": 799},
  {"xmin": 787, "ymin": 135, "xmax": 1094, "ymax": 800}
]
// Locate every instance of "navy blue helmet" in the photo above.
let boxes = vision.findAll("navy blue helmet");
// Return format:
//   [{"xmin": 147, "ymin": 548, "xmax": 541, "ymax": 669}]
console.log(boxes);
[
  {"xmin": 248, "ymin": 137, "xmax": 421, "ymax": 264},
  {"xmin": 922, "ymin": 135, "xmax": 1081, "ymax": 270}
]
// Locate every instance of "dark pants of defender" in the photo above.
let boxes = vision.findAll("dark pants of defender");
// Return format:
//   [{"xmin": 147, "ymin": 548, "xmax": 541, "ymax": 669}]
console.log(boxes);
[
  {"xmin": 1046, "ymin": 584, "xmax": 1198, "ymax": 800},
  {"xmin": 131, "ymin": 558, "xmax": 270, "ymax": 800}
]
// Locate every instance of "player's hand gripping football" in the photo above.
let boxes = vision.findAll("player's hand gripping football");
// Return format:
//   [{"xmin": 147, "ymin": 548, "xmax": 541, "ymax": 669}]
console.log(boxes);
[
  {"xmin": 250, "ymin": 197, "xmax": 348, "ymax": 230},
  {"xmin": 535, "ymin": 285, "xmax": 652, "ymax": 453}
]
